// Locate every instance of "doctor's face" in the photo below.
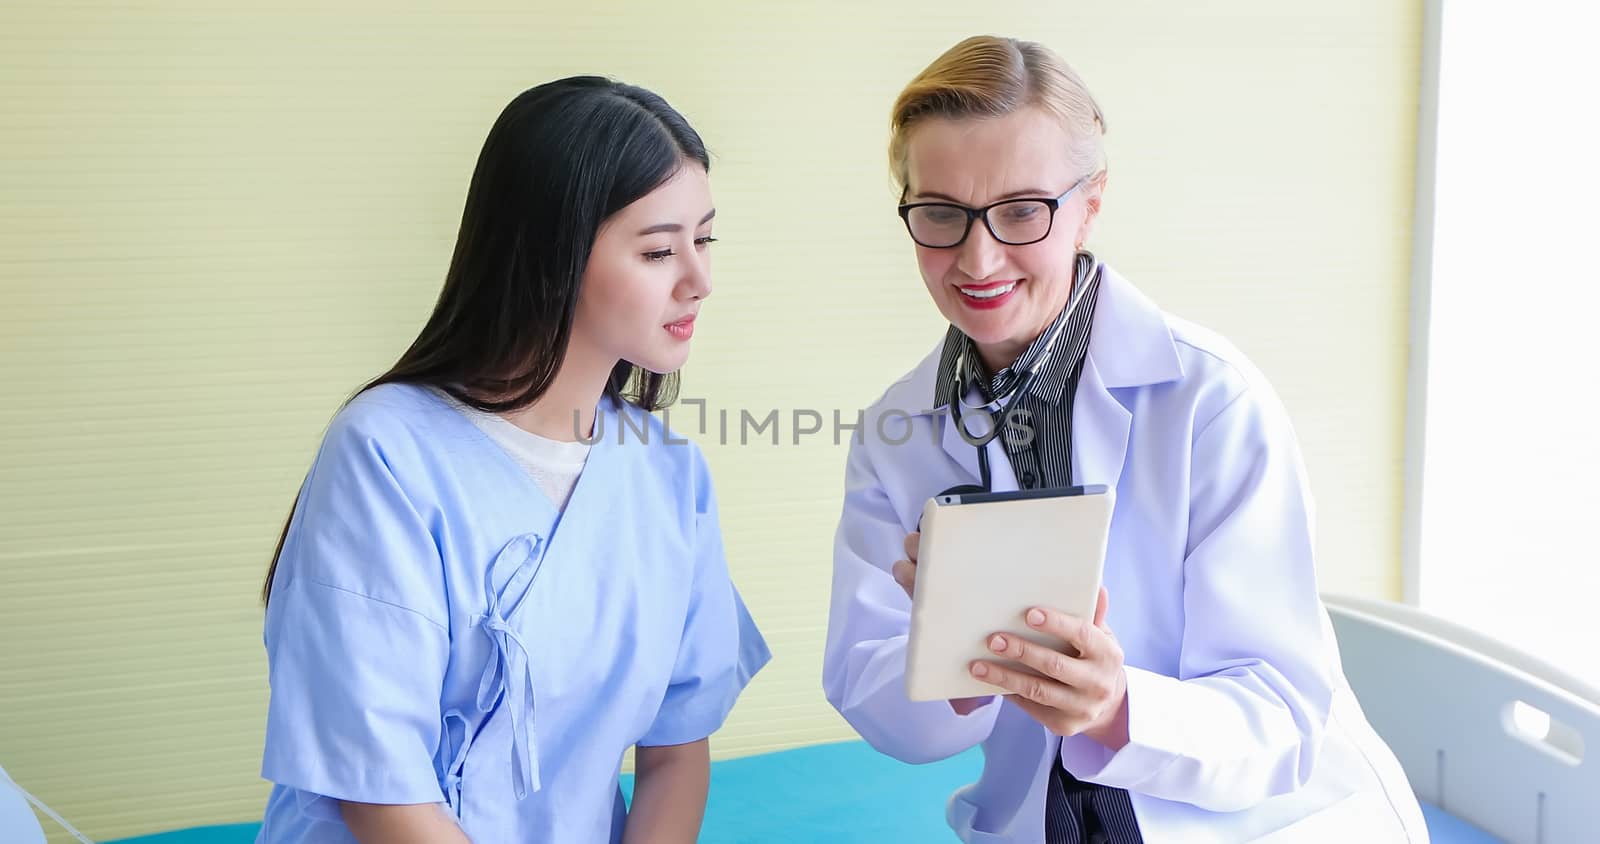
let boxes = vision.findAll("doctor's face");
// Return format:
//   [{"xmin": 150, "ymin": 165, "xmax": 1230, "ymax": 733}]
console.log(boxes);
[
  {"xmin": 901, "ymin": 107, "xmax": 1103, "ymax": 370},
  {"xmin": 571, "ymin": 161, "xmax": 715, "ymax": 376}
]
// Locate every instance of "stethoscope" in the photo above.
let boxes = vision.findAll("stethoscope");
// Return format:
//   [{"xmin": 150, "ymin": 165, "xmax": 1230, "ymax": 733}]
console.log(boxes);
[{"xmin": 941, "ymin": 271, "xmax": 1094, "ymax": 496}]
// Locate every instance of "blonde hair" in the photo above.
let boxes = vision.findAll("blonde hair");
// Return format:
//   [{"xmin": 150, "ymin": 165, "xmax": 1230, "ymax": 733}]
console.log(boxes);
[{"xmin": 889, "ymin": 35, "xmax": 1107, "ymax": 192}]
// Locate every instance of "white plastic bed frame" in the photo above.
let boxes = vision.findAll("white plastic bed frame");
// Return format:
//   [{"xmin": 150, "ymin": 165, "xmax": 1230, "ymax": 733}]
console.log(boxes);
[{"xmin": 1324, "ymin": 594, "xmax": 1600, "ymax": 844}]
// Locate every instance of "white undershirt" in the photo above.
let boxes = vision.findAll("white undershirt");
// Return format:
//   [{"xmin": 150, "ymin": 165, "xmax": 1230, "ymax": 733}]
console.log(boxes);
[{"xmin": 437, "ymin": 390, "xmax": 591, "ymax": 511}]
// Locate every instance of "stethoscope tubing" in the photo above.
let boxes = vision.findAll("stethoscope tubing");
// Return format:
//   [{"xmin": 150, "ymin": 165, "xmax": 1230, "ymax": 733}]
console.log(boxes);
[{"xmin": 945, "ymin": 272, "xmax": 1095, "ymax": 491}]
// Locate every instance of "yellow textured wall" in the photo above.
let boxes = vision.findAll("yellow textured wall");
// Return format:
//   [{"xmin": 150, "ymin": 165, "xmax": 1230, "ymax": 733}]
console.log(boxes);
[{"xmin": 0, "ymin": 2, "xmax": 1421, "ymax": 838}]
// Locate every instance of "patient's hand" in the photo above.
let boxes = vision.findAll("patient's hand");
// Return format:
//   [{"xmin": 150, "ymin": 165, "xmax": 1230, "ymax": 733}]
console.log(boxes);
[{"xmin": 894, "ymin": 530, "xmax": 994, "ymax": 717}]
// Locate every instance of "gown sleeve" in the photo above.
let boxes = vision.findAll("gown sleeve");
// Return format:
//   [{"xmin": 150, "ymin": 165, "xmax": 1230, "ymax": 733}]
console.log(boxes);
[
  {"xmin": 259, "ymin": 409, "xmax": 452, "ymax": 812},
  {"xmin": 638, "ymin": 449, "xmax": 770, "ymax": 747}
]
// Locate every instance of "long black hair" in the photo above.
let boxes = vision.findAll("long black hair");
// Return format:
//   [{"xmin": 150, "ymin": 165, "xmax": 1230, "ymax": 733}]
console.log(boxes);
[{"xmin": 262, "ymin": 76, "xmax": 710, "ymax": 604}]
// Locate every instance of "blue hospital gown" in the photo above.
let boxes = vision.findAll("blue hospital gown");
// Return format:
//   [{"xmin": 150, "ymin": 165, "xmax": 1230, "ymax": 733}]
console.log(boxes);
[{"xmin": 255, "ymin": 383, "xmax": 770, "ymax": 842}]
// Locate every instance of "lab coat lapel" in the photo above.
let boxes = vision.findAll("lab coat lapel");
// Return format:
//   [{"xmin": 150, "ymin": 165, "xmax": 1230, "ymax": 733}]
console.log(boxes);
[
  {"xmin": 1072, "ymin": 354, "xmax": 1133, "ymax": 491},
  {"xmin": 936, "ymin": 392, "xmax": 1021, "ymax": 492},
  {"xmin": 939, "ymin": 398, "xmax": 985, "ymax": 488},
  {"xmin": 1070, "ymin": 265, "xmax": 1184, "ymax": 489}
]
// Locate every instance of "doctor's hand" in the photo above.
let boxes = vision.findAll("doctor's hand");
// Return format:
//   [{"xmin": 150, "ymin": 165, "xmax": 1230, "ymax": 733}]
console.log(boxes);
[
  {"xmin": 892, "ymin": 531, "xmax": 993, "ymax": 717},
  {"xmin": 971, "ymin": 587, "xmax": 1131, "ymax": 751},
  {"xmin": 890, "ymin": 532, "xmax": 921, "ymax": 600}
]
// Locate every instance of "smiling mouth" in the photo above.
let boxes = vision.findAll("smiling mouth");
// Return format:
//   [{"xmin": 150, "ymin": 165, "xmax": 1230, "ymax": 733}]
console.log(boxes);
[
  {"xmin": 955, "ymin": 279, "xmax": 1022, "ymax": 307},
  {"xmin": 664, "ymin": 315, "xmax": 695, "ymax": 339},
  {"xmin": 958, "ymin": 282, "xmax": 1017, "ymax": 300}
]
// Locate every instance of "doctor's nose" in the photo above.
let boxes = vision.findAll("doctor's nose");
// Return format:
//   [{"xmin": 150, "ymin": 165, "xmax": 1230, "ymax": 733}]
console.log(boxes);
[{"xmin": 955, "ymin": 222, "xmax": 1007, "ymax": 281}]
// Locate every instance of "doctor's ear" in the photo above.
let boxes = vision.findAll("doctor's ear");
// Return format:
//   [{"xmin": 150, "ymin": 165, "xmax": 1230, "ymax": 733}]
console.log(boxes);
[
  {"xmin": 1088, "ymin": 170, "xmax": 1108, "ymax": 208},
  {"xmin": 1075, "ymin": 171, "xmax": 1107, "ymax": 246}
]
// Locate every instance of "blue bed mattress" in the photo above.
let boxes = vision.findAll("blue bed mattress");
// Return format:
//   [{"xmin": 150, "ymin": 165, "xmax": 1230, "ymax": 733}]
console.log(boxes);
[{"xmin": 101, "ymin": 741, "xmax": 1498, "ymax": 843}]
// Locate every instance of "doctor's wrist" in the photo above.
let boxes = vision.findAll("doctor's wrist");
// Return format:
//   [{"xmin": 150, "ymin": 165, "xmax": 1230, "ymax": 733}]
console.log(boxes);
[{"xmin": 1080, "ymin": 686, "xmax": 1130, "ymax": 751}]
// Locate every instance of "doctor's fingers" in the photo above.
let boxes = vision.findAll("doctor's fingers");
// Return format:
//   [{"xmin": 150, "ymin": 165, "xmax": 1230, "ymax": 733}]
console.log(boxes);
[
  {"xmin": 1025, "ymin": 605, "xmax": 1118, "ymax": 662},
  {"xmin": 968, "ymin": 658, "xmax": 1065, "ymax": 704},
  {"xmin": 968, "ymin": 661, "xmax": 1096, "ymax": 728},
  {"xmin": 903, "ymin": 531, "xmax": 921, "ymax": 563},
  {"xmin": 985, "ymin": 634, "xmax": 1104, "ymax": 692},
  {"xmin": 891, "ymin": 558, "xmax": 917, "ymax": 599}
]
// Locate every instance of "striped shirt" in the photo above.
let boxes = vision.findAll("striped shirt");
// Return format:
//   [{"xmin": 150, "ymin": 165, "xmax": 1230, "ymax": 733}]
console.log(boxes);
[{"xmin": 932, "ymin": 252, "xmax": 1144, "ymax": 844}]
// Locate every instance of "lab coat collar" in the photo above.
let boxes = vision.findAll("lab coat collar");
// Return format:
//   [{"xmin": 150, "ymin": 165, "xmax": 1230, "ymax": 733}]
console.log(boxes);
[{"xmin": 1083, "ymin": 264, "xmax": 1185, "ymax": 390}]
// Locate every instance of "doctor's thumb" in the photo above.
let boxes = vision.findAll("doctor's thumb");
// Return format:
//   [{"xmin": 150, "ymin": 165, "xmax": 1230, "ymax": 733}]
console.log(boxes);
[
  {"xmin": 892, "ymin": 559, "xmax": 917, "ymax": 599},
  {"xmin": 1093, "ymin": 586, "xmax": 1110, "ymax": 629}
]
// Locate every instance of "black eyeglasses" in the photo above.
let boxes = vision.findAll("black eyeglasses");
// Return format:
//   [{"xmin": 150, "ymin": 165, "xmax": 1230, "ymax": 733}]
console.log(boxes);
[{"xmin": 896, "ymin": 177, "xmax": 1090, "ymax": 249}]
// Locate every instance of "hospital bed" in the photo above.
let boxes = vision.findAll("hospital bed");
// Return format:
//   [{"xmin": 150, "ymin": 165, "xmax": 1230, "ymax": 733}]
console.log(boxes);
[
  {"xmin": 6, "ymin": 597, "xmax": 1597, "ymax": 843},
  {"xmin": 1322, "ymin": 594, "xmax": 1600, "ymax": 844}
]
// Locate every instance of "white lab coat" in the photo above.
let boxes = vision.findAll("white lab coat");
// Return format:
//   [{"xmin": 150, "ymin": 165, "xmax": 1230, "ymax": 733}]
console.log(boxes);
[{"xmin": 822, "ymin": 265, "xmax": 1429, "ymax": 843}]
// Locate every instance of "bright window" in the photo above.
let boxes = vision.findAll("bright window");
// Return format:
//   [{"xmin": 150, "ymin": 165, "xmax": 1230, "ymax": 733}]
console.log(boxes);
[{"xmin": 1417, "ymin": 1, "xmax": 1600, "ymax": 685}]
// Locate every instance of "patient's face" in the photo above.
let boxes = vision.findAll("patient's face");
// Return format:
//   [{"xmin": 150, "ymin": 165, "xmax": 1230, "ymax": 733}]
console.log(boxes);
[{"xmin": 572, "ymin": 161, "xmax": 716, "ymax": 377}]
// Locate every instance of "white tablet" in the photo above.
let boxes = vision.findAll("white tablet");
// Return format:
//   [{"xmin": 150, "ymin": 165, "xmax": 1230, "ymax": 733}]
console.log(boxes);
[{"xmin": 905, "ymin": 485, "xmax": 1115, "ymax": 703}]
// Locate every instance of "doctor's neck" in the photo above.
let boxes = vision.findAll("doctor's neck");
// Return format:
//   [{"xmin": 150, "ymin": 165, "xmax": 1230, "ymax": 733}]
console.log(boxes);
[
  {"xmin": 497, "ymin": 349, "xmax": 615, "ymax": 443},
  {"xmin": 975, "ymin": 339, "xmax": 1031, "ymax": 378},
  {"xmin": 972, "ymin": 287, "xmax": 1075, "ymax": 376}
]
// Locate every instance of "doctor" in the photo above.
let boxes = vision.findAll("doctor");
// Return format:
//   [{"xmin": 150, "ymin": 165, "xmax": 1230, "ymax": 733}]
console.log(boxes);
[{"xmin": 822, "ymin": 35, "xmax": 1429, "ymax": 843}]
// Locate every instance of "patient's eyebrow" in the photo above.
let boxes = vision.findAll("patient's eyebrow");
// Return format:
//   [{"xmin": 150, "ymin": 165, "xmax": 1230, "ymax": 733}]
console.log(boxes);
[{"xmin": 637, "ymin": 208, "xmax": 717, "ymax": 236}]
